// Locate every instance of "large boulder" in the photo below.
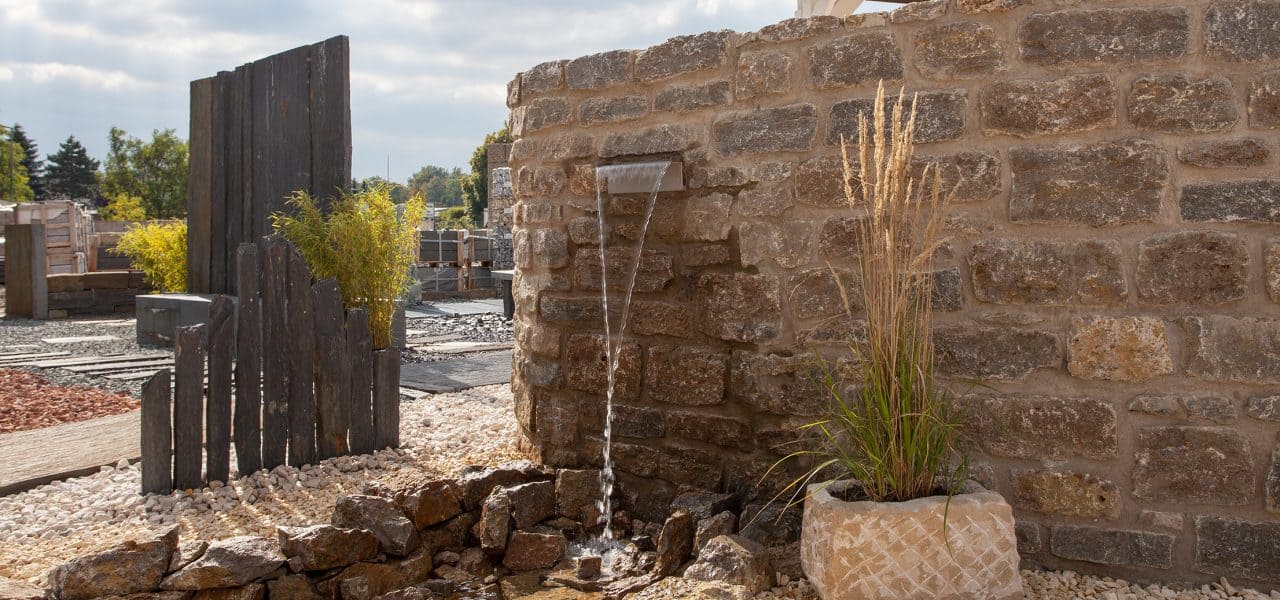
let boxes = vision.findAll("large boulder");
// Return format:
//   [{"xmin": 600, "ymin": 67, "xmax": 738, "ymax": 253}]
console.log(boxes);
[
  {"xmin": 653, "ymin": 510, "xmax": 695, "ymax": 577},
  {"xmin": 161, "ymin": 536, "xmax": 285, "ymax": 591},
  {"xmin": 684, "ymin": 535, "xmax": 774, "ymax": 595},
  {"xmin": 332, "ymin": 495, "xmax": 420, "ymax": 557},
  {"xmin": 456, "ymin": 461, "xmax": 551, "ymax": 510},
  {"xmin": 505, "ymin": 481, "xmax": 556, "ymax": 529},
  {"xmin": 399, "ymin": 480, "xmax": 462, "ymax": 529},
  {"xmin": 47, "ymin": 527, "xmax": 177, "ymax": 600},
  {"xmin": 318, "ymin": 548, "xmax": 433, "ymax": 600},
  {"xmin": 502, "ymin": 531, "xmax": 568, "ymax": 571},
  {"xmin": 277, "ymin": 525, "xmax": 379, "ymax": 572},
  {"xmin": 475, "ymin": 491, "xmax": 513, "ymax": 556}
]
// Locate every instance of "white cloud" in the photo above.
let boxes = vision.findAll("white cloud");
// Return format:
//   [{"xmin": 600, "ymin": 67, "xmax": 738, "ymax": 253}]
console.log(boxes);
[{"xmin": 0, "ymin": 61, "xmax": 162, "ymax": 91}]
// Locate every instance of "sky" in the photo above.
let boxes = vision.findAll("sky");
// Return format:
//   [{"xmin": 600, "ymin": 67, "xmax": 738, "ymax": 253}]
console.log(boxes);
[{"xmin": 0, "ymin": 0, "xmax": 899, "ymax": 182}]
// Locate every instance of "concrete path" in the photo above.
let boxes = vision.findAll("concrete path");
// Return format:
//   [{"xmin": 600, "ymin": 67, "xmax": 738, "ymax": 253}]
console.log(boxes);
[
  {"xmin": 0, "ymin": 410, "xmax": 140, "ymax": 495},
  {"xmin": 406, "ymin": 299, "xmax": 504, "ymax": 317},
  {"xmin": 400, "ymin": 350, "xmax": 512, "ymax": 393}
]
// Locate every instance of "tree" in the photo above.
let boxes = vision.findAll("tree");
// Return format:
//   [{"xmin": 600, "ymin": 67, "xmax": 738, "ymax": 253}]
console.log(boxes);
[
  {"xmin": 101, "ymin": 193, "xmax": 147, "ymax": 221},
  {"xmin": 461, "ymin": 128, "xmax": 512, "ymax": 226},
  {"xmin": 408, "ymin": 165, "xmax": 466, "ymax": 207},
  {"xmin": 354, "ymin": 176, "xmax": 409, "ymax": 203},
  {"xmin": 435, "ymin": 206, "xmax": 471, "ymax": 230},
  {"xmin": 10, "ymin": 124, "xmax": 44, "ymax": 200},
  {"xmin": 45, "ymin": 136, "xmax": 100, "ymax": 201},
  {"xmin": 0, "ymin": 125, "xmax": 35, "ymax": 203},
  {"xmin": 102, "ymin": 127, "xmax": 188, "ymax": 218}
]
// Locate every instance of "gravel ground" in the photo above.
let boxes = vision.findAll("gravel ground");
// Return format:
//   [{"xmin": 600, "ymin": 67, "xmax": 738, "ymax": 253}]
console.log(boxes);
[
  {"xmin": 0, "ymin": 314, "xmax": 153, "ymax": 397},
  {"xmin": 0, "ymin": 369, "xmax": 139, "ymax": 433},
  {"xmin": 404, "ymin": 311, "xmax": 513, "ymax": 364}
]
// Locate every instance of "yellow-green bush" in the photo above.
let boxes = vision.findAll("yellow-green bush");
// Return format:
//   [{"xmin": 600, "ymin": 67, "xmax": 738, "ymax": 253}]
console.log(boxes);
[
  {"xmin": 273, "ymin": 185, "xmax": 425, "ymax": 349},
  {"xmin": 112, "ymin": 221, "xmax": 187, "ymax": 292}
]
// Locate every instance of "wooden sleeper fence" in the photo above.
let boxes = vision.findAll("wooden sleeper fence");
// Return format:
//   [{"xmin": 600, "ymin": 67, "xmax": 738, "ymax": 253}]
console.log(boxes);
[{"xmin": 141, "ymin": 239, "xmax": 400, "ymax": 494}]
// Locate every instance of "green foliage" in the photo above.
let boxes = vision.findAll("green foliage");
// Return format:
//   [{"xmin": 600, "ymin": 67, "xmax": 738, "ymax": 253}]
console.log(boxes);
[
  {"xmin": 272, "ymin": 184, "xmax": 425, "ymax": 349},
  {"xmin": 0, "ymin": 125, "xmax": 35, "ymax": 203},
  {"xmin": 102, "ymin": 127, "xmax": 189, "ymax": 219},
  {"xmin": 407, "ymin": 165, "xmax": 466, "ymax": 207},
  {"xmin": 45, "ymin": 136, "xmax": 100, "ymax": 200},
  {"xmin": 113, "ymin": 221, "xmax": 188, "ymax": 292},
  {"xmin": 435, "ymin": 206, "xmax": 471, "ymax": 230},
  {"xmin": 461, "ymin": 128, "xmax": 511, "ymax": 225},
  {"xmin": 9, "ymin": 124, "xmax": 45, "ymax": 200},
  {"xmin": 353, "ymin": 176, "xmax": 409, "ymax": 203},
  {"xmin": 101, "ymin": 193, "xmax": 147, "ymax": 221}
]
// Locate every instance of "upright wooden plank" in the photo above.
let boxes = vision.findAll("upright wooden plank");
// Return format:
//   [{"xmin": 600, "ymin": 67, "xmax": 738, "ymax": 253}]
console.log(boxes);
[
  {"xmin": 173, "ymin": 325, "xmax": 206, "ymax": 490},
  {"xmin": 312, "ymin": 279, "xmax": 350, "ymax": 458},
  {"xmin": 277, "ymin": 47, "xmax": 313, "ymax": 219},
  {"xmin": 234, "ymin": 244, "xmax": 262, "ymax": 475},
  {"xmin": 372, "ymin": 347, "xmax": 400, "ymax": 450},
  {"xmin": 347, "ymin": 308, "xmax": 374, "ymax": 455},
  {"xmin": 224, "ymin": 69, "xmax": 244, "ymax": 295},
  {"xmin": 188, "ymin": 77, "xmax": 214, "ymax": 293},
  {"xmin": 209, "ymin": 72, "xmax": 230, "ymax": 295},
  {"xmin": 308, "ymin": 36, "xmax": 351, "ymax": 212},
  {"xmin": 286, "ymin": 246, "xmax": 316, "ymax": 467},
  {"xmin": 237, "ymin": 64, "xmax": 255, "ymax": 250},
  {"xmin": 259, "ymin": 238, "xmax": 289, "ymax": 469},
  {"xmin": 6, "ymin": 225, "xmax": 47, "ymax": 319},
  {"xmin": 249, "ymin": 57, "xmax": 275, "ymax": 244},
  {"xmin": 140, "ymin": 369, "xmax": 172, "ymax": 495},
  {"xmin": 205, "ymin": 295, "xmax": 234, "ymax": 483}
]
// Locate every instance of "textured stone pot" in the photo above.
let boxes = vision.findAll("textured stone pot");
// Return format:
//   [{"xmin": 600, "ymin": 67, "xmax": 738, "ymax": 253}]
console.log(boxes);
[{"xmin": 801, "ymin": 480, "xmax": 1023, "ymax": 600}]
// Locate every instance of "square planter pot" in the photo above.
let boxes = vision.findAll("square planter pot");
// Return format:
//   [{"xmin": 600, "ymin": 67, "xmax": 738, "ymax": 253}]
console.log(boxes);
[{"xmin": 801, "ymin": 480, "xmax": 1023, "ymax": 599}]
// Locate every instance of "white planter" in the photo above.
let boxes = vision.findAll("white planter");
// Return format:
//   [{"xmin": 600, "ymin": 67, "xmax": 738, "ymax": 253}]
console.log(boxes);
[{"xmin": 801, "ymin": 480, "xmax": 1023, "ymax": 600}]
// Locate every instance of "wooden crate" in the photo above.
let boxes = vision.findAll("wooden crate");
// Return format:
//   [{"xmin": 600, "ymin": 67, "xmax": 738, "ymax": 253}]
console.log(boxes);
[
  {"xmin": 419, "ymin": 230, "xmax": 463, "ymax": 264},
  {"xmin": 3, "ymin": 201, "xmax": 93, "ymax": 274}
]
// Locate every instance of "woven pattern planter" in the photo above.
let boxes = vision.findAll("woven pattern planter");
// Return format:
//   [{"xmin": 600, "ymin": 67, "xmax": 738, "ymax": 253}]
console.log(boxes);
[{"xmin": 801, "ymin": 480, "xmax": 1022, "ymax": 599}]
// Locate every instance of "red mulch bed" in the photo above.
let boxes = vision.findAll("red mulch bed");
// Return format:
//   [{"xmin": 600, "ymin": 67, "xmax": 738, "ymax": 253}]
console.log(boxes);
[{"xmin": 0, "ymin": 369, "xmax": 140, "ymax": 434}]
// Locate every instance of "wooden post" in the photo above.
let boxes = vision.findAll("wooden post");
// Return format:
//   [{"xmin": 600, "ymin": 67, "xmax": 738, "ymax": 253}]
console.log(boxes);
[
  {"xmin": 308, "ymin": 36, "xmax": 352, "ymax": 212},
  {"xmin": 205, "ymin": 295, "xmax": 234, "ymax": 483},
  {"xmin": 286, "ymin": 246, "xmax": 316, "ymax": 467},
  {"xmin": 140, "ymin": 369, "xmax": 172, "ymax": 495},
  {"xmin": 234, "ymin": 244, "xmax": 262, "ymax": 475},
  {"xmin": 346, "ymin": 308, "xmax": 374, "ymax": 455},
  {"xmin": 259, "ymin": 238, "xmax": 289, "ymax": 469},
  {"xmin": 312, "ymin": 279, "xmax": 350, "ymax": 458},
  {"xmin": 188, "ymin": 77, "xmax": 214, "ymax": 293},
  {"xmin": 372, "ymin": 347, "xmax": 400, "ymax": 450},
  {"xmin": 173, "ymin": 325, "xmax": 207, "ymax": 490},
  {"xmin": 6, "ymin": 224, "xmax": 48, "ymax": 319}
]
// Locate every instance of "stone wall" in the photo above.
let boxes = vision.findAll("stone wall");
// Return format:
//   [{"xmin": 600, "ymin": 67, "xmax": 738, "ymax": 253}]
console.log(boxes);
[{"xmin": 506, "ymin": 0, "xmax": 1280, "ymax": 588}]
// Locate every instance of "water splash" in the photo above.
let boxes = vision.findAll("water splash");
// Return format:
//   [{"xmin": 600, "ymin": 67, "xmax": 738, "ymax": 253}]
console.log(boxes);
[{"xmin": 593, "ymin": 161, "xmax": 671, "ymax": 543}]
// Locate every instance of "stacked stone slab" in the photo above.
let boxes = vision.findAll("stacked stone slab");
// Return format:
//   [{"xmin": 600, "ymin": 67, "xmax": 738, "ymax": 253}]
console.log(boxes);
[{"xmin": 506, "ymin": 0, "xmax": 1280, "ymax": 589}]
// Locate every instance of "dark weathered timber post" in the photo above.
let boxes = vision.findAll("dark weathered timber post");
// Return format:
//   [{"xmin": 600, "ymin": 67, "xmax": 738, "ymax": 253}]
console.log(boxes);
[
  {"xmin": 173, "ymin": 325, "xmax": 207, "ymax": 490},
  {"xmin": 205, "ymin": 295, "xmax": 235, "ymax": 483},
  {"xmin": 286, "ymin": 247, "xmax": 317, "ymax": 467},
  {"xmin": 312, "ymin": 279, "xmax": 350, "ymax": 458},
  {"xmin": 346, "ymin": 308, "xmax": 374, "ymax": 455},
  {"xmin": 260, "ymin": 238, "xmax": 289, "ymax": 469},
  {"xmin": 372, "ymin": 347, "xmax": 400, "ymax": 450},
  {"xmin": 234, "ymin": 244, "xmax": 262, "ymax": 475},
  {"xmin": 141, "ymin": 369, "xmax": 172, "ymax": 494},
  {"xmin": 6, "ymin": 224, "xmax": 48, "ymax": 319}
]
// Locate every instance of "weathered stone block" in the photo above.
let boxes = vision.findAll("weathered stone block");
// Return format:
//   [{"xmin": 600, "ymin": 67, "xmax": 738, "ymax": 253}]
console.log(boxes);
[
  {"xmin": 713, "ymin": 104, "xmax": 817, "ymax": 156},
  {"xmin": 1181, "ymin": 179, "xmax": 1280, "ymax": 223},
  {"xmin": 890, "ymin": 0, "xmax": 948, "ymax": 23},
  {"xmin": 959, "ymin": 0, "xmax": 1030, "ymax": 12},
  {"xmin": 930, "ymin": 267, "xmax": 963, "ymax": 312},
  {"xmin": 538, "ymin": 295, "xmax": 601, "ymax": 324},
  {"xmin": 1270, "ymin": 240, "xmax": 1280, "ymax": 303},
  {"xmin": 913, "ymin": 22, "xmax": 1006, "ymax": 80},
  {"xmin": 1019, "ymin": 8, "xmax": 1189, "ymax": 65},
  {"xmin": 657, "ymin": 447, "xmax": 722, "ymax": 487},
  {"xmin": 521, "ymin": 60, "xmax": 567, "ymax": 94},
  {"xmin": 1138, "ymin": 510, "xmax": 1185, "ymax": 531},
  {"xmin": 527, "ymin": 229, "xmax": 568, "ymax": 269},
  {"xmin": 635, "ymin": 31, "xmax": 731, "ymax": 82},
  {"xmin": 796, "ymin": 157, "xmax": 849, "ymax": 209},
  {"xmin": 629, "ymin": 301, "xmax": 694, "ymax": 339},
  {"xmin": 787, "ymin": 268, "xmax": 855, "ymax": 321},
  {"xmin": 913, "ymin": 152, "xmax": 1000, "ymax": 203},
  {"xmin": 578, "ymin": 96, "xmax": 647, "ymax": 125},
  {"xmin": 736, "ymin": 51, "xmax": 791, "ymax": 100},
  {"xmin": 611, "ymin": 404, "xmax": 665, "ymax": 439},
  {"xmin": 1013, "ymin": 469, "xmax": 1120, "ymax": 519},
  {"xmin": 1049, "ymin": 526, "xmax": 1174, "ymax": 569},
  {"xmin": 689, "ymin": 166, "xmax": 748, "ymax": 189},
  {"xmin": 739, "ymin": 220, "xmax": 816, "ymax": 269},
  {"xmin": 1137, "ymin": 231, "xmax": 1249, "ymax": 305},
  {"xmin": 1184, "ymin": 316, "xmax": 1280, "ymax": 383},
  {"xmin": 1128, "ymin": 74, "xmax": 1238, "ymax": 133},
  {"xmin": 683, "ymin": 242, "xmax": 732, "ymax": 267},
  {"xmin": 981, "ymin": 74, "xmax": 1115, "ymax": 137},
  {"xmin": 828, "ymin": 90, "xmax": 967, "ymax": 145},
  {"xmin": 1249, "ymin": 396, "xmax": 1280, "ymax": 421},
  {"xmin": 654, "ymin": 81, "xmax": 732, "ymax": 113},
  {"xmin": 757, "ymin": 16, "xmax": 842, "ymax": 42},
  {"xmin": 1129, "ymin": 394, "xmax": 1237, "ymax": 423},
  {"xmin": 1268, "ymin": 439, "xmax": 1280, "ymax": 513},
  {"xmin": 566, "ymin": 50, "xmax": 633, "ymax": 90},
  {"xmin": 964, "ymin": 395, "xmax": 1116, "ymax": 460},
  {"xmin": 808, "ymin": 32, "xmax": 904, "ymax": 89},
  {"xmin": 683, "ymin": 193, "xmax": 733, "ymax": 241},
  {"xmin": 666, "ymin": 412, "xmax": 752, "ymax": 451},
  {"xmin": 697, "ymin": 273, "xmax": 782, "ymax": 343},
  {"xmin": 1205, "ymin": 0, "xmax": 1280, "ymax": 62},
  {"xmin": 542, "ymin": 134, "xmax": 593, "ymax": 163},
  {"xmin": 566, "ymin": 334, "xmax": 641, "ymax": 401},
  {"xmin": 1194, "ymin": 517, "xmax": 1280, "ymax": 581},
  {"xmin": 1250, "ymin": 69, "xmax": 1280, "ymax": 128},
  {"xmin": 731, "ymin": 351, "xmax": 826, "ymax": 416},
  {"xmin": 969, "ymin": 239, "xmax": 1126, "ymax": 305},
  {"xmin": 600, "ymin": 124, "xmax": 699, "ymax": 158},
  {"xmin": 1133, "ymin": 426, "xmax": 1253, "ymax": 505},
  {"xmin": 935, "ymin": 325, "xmax": 1061, "ymax": 380},
  {"xmin": 571, "ymin": 248, "xmax": 672, "ymax": 293},
  {"xmin": 1010, "ymin": 140, "xmax": 1166, "ymax": 226},
  {"xmin": 1178, "ymin": 138, "xmax": 1270, "ymax": 168},
  {"xmin": 1016, "ymin": 522, "xmax": 1042, "ymax": 555},
  {"xmin": 644, "ymin": 345, "xmax": 729, "ymax": 406},
  {"xmin": 512, "ymin": 97, "xmax": 573, "ymax": 134},
  {"xmin": 818, "ymin": 215, "xmax": 862, "ymax": 260},
  {"xmin": 736, "ymin": 185, "xmax": 793, "ymax": 218},
  {"xmin": 1068, "ymin": 317, "xmax": 1173, "ymax": 382}
]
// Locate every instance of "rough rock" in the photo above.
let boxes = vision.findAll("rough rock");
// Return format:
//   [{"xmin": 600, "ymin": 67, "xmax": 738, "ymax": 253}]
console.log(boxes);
[
  {"xmin": 511, "ymin": 97, "xmax": 572, "ymax": 135},
  {"xmin": 565, "ymin": 50, "xmax": 633, "ymax": 90},
  {"xmin": 671, "ymin": 492, "xmax": 738, "ymax": 523},
  {"xmin": 566, "ymin": 334, "xmax": 641, "ymax": 400},
  {"xmin": 796, "ymin": 156, "xmax": 850, "ymax": 209},
  {"xmin": 981, "ymin": 74, "xmax": 1115, "ymax": 137},
  {"xmin": 554, "ymin": 469, "xmax": 601, "ymax": 521},
  {"xmin": 1136, "ymin": 231, "xmax": 1249, "ymax": 305},
  {"xmin": 599, "ymin": 124, "xmax": 699, "ymax": 158},
  {"xmin": 666, "ymin": 412, "xmax": 752, "ymax": 451},
  {"xmin": 963, "ymin": 395, "xmax": 1117, "ymax": 460},
  {"xmin": 1019, "ymin": 8, "xmax": 1189, "ymax": 65},
  {"xmin": 571, "ymin": 248, "xmax": 672, "ymax": 293},
  {"xmin": 736, "ymin": 184, "xmax": 793, "ymax": 218},
  {"xmin": 475, "ymin": 489, "xmax": 512, "ymax": 556},
  {"xmin": 0, "ymin": 576, "xmax": 43, "ymax": 600},
  {"xmin": 828, "ymin": 90, "xmax": 967, "ymax": 145},
  {"xmin": 1009, "ymin": 140, "xmax": 1167, "ymax": 226},
  {"xmin": 1251, "ymin": 69, "xmax": 1280, "ymax": 128},
  {"xmin": 1013, "ymin": 469, "xmax": 1120, "ymax": 519},
  {"xmin": 277, "ymin": 525, "xmax": 378, "ymax": 572},
  {"xmin": 1128, "ymin": 73, "xmax": 1238, "ymax": 133},
  {"xmin": 696, "ymin": 273, "xmax": 782, "ymax": 343},
  {"xmin": 628, "ymin": 301, "xmax": 694, "ymax": 338},
  {"xmin": 786, "ymin": 268, "xmax": 853, "ymax": 321},
  {"xmin": 323, "ymin": 548, "xmax": 432, "ymax": 600},
  {"xmin": 1067, "ymin": 317, "xmax": 1173, "ymax": 382},
  {"xmin": 653, "ymin": 510, "xmax": 695, "ymax": 577},
  {"xmin": 913, "ymin": 21, "xmax": 1006, "ymax": 80},
  {"xmin": 504, "ymin": 481, "xmax": 556, "ymax": 530},
  {"xmin": 969, "ymin": 239, "xmax": 1126, "ymax": 305},
  {"xmin": 1249, "ymin": 396, "xmax": 1280, "ymax": 421},
  {"xmin": 502, "ymin": 531, "xmax": 567, "ymax": 571},
  {"xmin": 934, "ymin": 324, "xmax": 1061, "ymax": 380},
  {"xmin": 169, "ymin": 540, "xmax": 208, "ymax": 573},
  {"xmin": 694, "ymin": 512, "xmax": 736, "ymax": 552},
  {"xmin": 1132, "ymin": 426, "xmax": 1253, "ymax": 505},
  {"xmin": 1183, "ymin": 316, "xmax": 1280, "ymax": 383},
  {"xmin": 1049, "ymin": 526, "xmax": 1174, "ymax": 569},
  {"xmin": 520, "ymin": 61, "xmax": 566, "ymax": 94},
  {"xmin": 738, "ymin": 220, "xmax": 816, "ymax": 269},
  {"xmin": 161, "ymin": 536, "xmax": 285, "ymax": 591},
  {"xmin": 1181, "ymin": 179, "xmax": 1280, "ymax": 223},
  {"xmin": 684, "ymin": 535, "xmax": 773, "ymax": 595},
  {"xmin": 1129, "ymin": 394, "xmax": 1237, "ymax": 423},
  {"xmin": 1205, "ymin": 1, "xmax": 1280, "ymax": 62},
  {"xmin": 635, "ymin": 31, "xmax": 731, "ymax": 82},
  {"xmin": 683, "ymin": 193, "xmax": 733, "ymax": 241},
  {"xmin": 736, "ymin": 52, "xmax": 791, "ymax": 100},
  {"xmin": 332, "ymin": 495, "xmax": 420, "ymax": 557},
  {"xmin": 654, "ymin": 81, "xmax": 732, "ymax": 113},
  {"xmin": 712, "ymin": 104, "xmax": 817, "ymax": 156},
  {"xmin": 644, "ymin": 345, "xmax": 728, "ymax": 406},
  {"xmin": 730, "ymin": 351, "xmax": 827, "ymax": 417},
  {"xmin": 912, "ymin": 151, "xmax": 1001, "ymax": 203},
  {"xmin": 757, "ymin": 16, "xmax": 842, "ymax": 43},
  {"xmin": 47, "ymin": 527, "xmax": 176, "ymax": 600},
  {"xmin": 739, "ymin": 502, "xmax": 802, "ymax": 547},
  {"xmin": 578, "ymin": 96, "xmax": 647, "ymax": 125},
  {"xmin": 1178, "ymin": 138, "xmax": 1270, "ymax": 168},
  {"xmin": 808, "ymin": 32, "xmax": 904, "ymax": 89},
  {"xmin": 401, "ymin": 480, "xmax": 463, "ymax": 529},
  {"xmin": 267, "ymin": 575, "xmax": 321, "ymax": 600},
  {"xmin": 191, "ymin": 584, "xmax": 264, "ymax": 600},
  {"xmin": 456, "ymin": 462, "xmax": 545, "ymax": 511},
  {"xmin": 1194, "ymin": 517, "xmax": 1280, "ymax": 581}
]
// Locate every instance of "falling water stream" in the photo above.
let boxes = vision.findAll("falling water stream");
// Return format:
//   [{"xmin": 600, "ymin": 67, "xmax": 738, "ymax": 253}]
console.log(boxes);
[{"xmin": 565, "ymin": 160, "xmax": 671, "ymax": 577}]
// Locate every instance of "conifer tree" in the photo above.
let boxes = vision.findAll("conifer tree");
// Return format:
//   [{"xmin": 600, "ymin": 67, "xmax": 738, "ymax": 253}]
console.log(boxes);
[{"xmin": 45, "ymin": 136, "xmax": 100, "ymax": 201}]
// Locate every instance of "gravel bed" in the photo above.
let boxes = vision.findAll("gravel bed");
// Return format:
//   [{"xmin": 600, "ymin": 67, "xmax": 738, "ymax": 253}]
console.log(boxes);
[
  {"xmin": 404, "ymin": 311, "xmax": 513, "ymax": 364},
  {"xmin": 0, "ymin": 369, "xmax": 139, "ymax": 433},
  {"xmin": 0, "ymin": 315, "xmax": 153, "ymax": 397}
]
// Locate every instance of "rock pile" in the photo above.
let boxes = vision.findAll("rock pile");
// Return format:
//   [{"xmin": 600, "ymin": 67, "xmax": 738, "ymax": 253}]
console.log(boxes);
[{"xmin": 38, "ymin": 460, "xmax": 792, "ymax": 599}]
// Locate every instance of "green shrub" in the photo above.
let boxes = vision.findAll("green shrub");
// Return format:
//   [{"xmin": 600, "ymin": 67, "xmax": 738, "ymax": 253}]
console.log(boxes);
[
  {"xmin": 272, "ymin": 184, "xmax": 425, "ymax": 349},
  {"xmin": 435, "ymin": 206, "xmax": 471, "ymax": 230},
  {"xmin": 112, "ymin": 221, "xmax": 187, "ymax": 292}
]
